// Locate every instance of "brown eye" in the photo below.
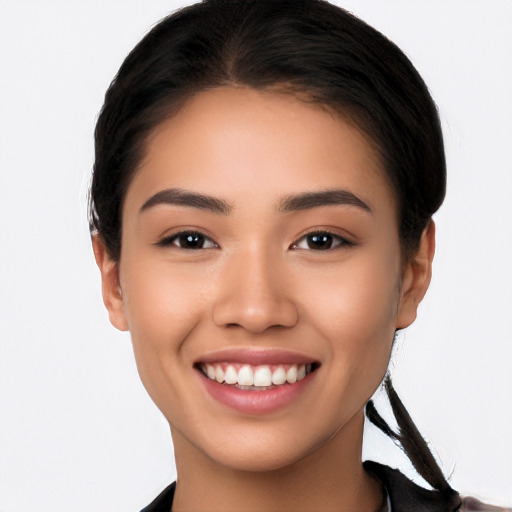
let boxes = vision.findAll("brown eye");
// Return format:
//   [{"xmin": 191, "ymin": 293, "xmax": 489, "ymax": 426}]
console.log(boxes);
[
  {"xmin": 292, "ymin": 231, "xmax": 352, "ymax": 251},
  {"xmin": 158, "ymin": 231, "xmax": 217, "ymax": 249},
  {"xmin": 306, "ymin": 233, "xmax": 333, "ymax": 250}
]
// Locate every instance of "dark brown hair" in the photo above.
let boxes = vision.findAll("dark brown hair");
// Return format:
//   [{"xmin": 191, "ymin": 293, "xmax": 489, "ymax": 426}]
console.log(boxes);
[{"xmin": 90, "ymin": 0, "xmax": 445, "ymax": 262}]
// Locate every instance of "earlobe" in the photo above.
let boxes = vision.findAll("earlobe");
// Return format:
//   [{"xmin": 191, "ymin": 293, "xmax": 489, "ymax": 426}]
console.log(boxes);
[
  {"xmin": 395, "ymin": 221, "xmax": 436, "ymax": 330},
  {"xmin": 92, "ymin": 235, "xmax": 129, "ymax": 332}
]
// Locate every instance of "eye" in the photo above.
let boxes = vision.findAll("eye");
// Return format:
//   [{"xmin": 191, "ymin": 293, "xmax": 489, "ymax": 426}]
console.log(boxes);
[
  {"xmin": 157, "ymin": 231, "xmax": 217, "ymax": 250},
  {"xmin": 291, "ymin": 231, "xmax": 353, "ymax": 251}
]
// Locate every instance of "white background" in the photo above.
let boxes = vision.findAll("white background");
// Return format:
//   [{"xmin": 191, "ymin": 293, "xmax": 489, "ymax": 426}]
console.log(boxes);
[{"xmin": 0, "ymin": 1, "xmax": 511, "ymax": 511}]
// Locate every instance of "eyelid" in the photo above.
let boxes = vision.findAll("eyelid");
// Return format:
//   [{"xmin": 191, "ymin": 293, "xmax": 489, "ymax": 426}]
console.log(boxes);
[
  {"xmin": 154, "ymin": 228, "xmax": 354, "ymax": 250},
  {"xmin": 155, "ymin": 229, "xmax": 219, "ymax": 249},
  {"xmin": 290, "ymin": 229, "xmax": 355, "ymax": 250}
]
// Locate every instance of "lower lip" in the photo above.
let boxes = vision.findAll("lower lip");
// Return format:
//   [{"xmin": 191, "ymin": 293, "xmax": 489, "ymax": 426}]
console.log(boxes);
[{"xmin": 198, "ymin": 370, "xmax": 316, "ymax": 415}]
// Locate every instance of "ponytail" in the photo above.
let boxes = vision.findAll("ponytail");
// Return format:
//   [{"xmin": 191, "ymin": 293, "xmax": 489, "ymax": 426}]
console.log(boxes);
[{"xmin": 366, "ymin": 375, "xmax": 462, "ymax": 507}]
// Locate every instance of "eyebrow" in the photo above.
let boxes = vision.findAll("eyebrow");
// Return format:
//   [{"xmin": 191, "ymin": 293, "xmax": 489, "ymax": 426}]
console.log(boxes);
[
  {"xmin": 139, "ymin": 187, "xmax": 371, "ymax": 216},
  {"xmin": 278, "ymin": 189, "xmax": 372, "ymax": 214},
  {"xmin": 140, "ymin": 188, "xmax": 232, "ymax": 215}
]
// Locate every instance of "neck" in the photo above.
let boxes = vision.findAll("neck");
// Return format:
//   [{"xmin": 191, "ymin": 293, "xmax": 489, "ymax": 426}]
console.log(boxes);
[{"xmin": 171, "ymin": 410, "xmax": 383, "ymax": 512}]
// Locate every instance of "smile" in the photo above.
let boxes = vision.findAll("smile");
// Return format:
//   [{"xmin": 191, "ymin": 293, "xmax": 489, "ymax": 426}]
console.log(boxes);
[
  {"xmin": 199, "ymin": 362, "xmax": 314, "ymax": 389},
  {"xmin": 196, "ymin": 353, "xmax": 320, "ymax": 414}
]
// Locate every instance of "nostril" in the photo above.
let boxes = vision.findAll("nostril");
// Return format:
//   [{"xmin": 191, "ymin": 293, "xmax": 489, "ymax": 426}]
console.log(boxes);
[{"xmin": 212, "ymin": 292, "xmax": 299, "ymax": 333}]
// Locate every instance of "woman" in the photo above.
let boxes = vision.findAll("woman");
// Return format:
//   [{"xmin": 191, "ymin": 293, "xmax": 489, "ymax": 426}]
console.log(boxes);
[{"xmin": 89, "ymin": 1, "xmax": 510, "ymax": 510}]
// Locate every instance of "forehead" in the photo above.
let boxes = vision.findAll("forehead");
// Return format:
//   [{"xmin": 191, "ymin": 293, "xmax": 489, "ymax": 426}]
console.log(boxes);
[{"xmin": 125, "ymin": 86, "xmax": 395, "ymax": 218}]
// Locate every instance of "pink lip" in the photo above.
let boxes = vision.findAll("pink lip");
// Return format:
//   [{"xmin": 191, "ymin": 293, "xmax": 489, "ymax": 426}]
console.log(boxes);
[
  {"xmin": 195, "ymin": 348, "xmax": 319, "ymax": 415},
  {"xmin": 198, "ymin": 372, "xmax": 316, "ymax": 414},
  {"xmin": 196, "ymin": 348, "xmax": 317, "ymax": 366},
  {"xmin": 198, "ymin": 371, "xmax": 317, "ymax": 414}
]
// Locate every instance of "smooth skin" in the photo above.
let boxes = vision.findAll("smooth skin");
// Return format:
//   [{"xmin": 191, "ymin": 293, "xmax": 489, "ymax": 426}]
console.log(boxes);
[{"xmin": 94, "ymin": 87, "xmax": 435, "ymax": 512}]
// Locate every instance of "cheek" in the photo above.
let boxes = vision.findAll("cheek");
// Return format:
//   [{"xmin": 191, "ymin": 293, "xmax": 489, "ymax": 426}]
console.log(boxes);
[
  {"xmin": 118, "ymin": 258, "xmax": 211, "ymax": 387},
  {"xmin": 298, "ymin": 248, "xmax": 401, "ymax": 373}
]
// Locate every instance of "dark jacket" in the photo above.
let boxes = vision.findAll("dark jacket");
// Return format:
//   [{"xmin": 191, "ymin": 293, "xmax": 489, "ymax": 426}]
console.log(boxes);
[{"xmin": 140, "ymin": 461, "xmax": 510, "ymax": 512}]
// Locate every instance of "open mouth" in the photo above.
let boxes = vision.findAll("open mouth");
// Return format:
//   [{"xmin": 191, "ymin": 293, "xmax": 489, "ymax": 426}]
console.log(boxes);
[{"xmin": 197, "ymin": 362, "xmax": 319, "ymax": 390}]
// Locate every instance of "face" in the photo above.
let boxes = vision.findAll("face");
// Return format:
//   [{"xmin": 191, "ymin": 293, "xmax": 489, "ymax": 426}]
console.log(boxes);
[{"xmin": 95, "ymin": 87, "xmax": 432, "ymax": 473}]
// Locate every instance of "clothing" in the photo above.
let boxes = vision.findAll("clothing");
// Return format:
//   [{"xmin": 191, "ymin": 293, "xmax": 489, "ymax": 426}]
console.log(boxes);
[
  {"xmin": 364, "ymin": 462, "xmax": 510, "ymax": 512},
  {"xmin": 140, "ymin": 461, "xmax": 510, "ymax": 512}
]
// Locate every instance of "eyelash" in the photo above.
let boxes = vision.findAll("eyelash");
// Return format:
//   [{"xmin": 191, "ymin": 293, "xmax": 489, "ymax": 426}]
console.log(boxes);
[
  {"xmin": 290, "ymin": 230, "xmax": 354, "ymax": 251},
  {"xmin": 156, "ymin": 230, "xmax": 354, "ymax": 251},
  {"xmin": 156, "ymin": 231, "xmax": 218, "ymax": 250}
]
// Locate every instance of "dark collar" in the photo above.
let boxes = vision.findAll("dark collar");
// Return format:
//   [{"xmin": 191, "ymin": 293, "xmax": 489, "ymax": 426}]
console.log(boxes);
[
  {"xmin": 140, "ymin": 462, "xmax": 461, "ymax": 512},
  {"xmin": 140, "ymin": 481, "xmax": 175, "ymax": 512},
  {"xmin": 363, "ymin": 461, "xmax": 461, "ymax": 512}
]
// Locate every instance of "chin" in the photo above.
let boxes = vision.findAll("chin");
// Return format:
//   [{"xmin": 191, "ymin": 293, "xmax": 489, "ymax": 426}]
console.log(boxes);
[
  {"xmin": 209, "ymin": 441, "xmax": 314, "ymax": 473},
  {"xmin": 173, "ymin": 416, "xmax": 343, "ymax": 474}
]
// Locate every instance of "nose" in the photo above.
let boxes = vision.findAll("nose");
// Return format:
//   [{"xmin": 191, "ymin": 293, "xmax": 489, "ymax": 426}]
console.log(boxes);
[{"xmin": 212, "ymin": 246, "xmax": 299, "ymax": 333}]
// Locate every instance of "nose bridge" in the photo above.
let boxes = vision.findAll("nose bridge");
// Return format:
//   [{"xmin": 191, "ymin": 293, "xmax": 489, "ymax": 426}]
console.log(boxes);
[{"xmin": 212, "ymin": 242, "xmax": 298, "ymax": 333}]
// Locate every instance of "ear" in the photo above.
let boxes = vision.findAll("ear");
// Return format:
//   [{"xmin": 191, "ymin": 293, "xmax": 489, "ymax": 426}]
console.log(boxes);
[
  {"xmin": 395, "ymin": 221, "xmax": 436, "ymax": 329},
  {"xmin": 92, "ymin": 235, "xmax": 129, "ymax": 332}
]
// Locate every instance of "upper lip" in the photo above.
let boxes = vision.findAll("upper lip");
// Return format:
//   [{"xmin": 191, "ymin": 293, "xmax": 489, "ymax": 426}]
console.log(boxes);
[{"xmin": 195, "ymin": 348, "xmax": 319, "ymax": 366}]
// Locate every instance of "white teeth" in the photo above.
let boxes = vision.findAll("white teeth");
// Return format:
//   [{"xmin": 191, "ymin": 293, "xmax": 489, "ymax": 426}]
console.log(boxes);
[
  {"xmin": 214, "ymin": 365, "xmax": 225, "ymax": 383},
  {"xmin": 253, "ymin": 365, "xmax": 272, "ymax": 387},
  {"xmin": 206, "ymin": 363, "xmax": 216, "ymax": 380},
  {"xmin": 271, "ymin": 366, "xmax": 287, "ymax": 385},
  {"xmin": 237, "ymin": 365, "xmax": 254, "ymax": 386},
  {"xmin": 286, "ymin": 366, "xmax": 297, "ymax": 383},
  {"xmin": 201, "ymin": 362, "xmax": 313, "ymax": 387},
  {"xmin": 224, "ymin": 364, "xmax": 238, "ymax": 384}
]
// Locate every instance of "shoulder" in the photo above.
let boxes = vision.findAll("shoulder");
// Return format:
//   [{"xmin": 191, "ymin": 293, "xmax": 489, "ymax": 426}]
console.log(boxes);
[
  {"xmin": 364, "ymin": 461, "xmax": 511, "ymax": 512},
  {"xmin": 460, "ymin": 496, "xmax": 512, "ymax": 512}
]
